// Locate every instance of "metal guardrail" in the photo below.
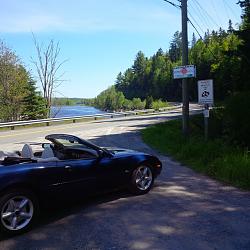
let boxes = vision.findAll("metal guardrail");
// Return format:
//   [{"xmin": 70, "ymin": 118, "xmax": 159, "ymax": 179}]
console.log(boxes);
[{"xmin": 0, "ymin": 106, "xmax": 182, "ymax": 130}]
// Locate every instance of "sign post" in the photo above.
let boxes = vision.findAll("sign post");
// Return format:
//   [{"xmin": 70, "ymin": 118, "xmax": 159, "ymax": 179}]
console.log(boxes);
[
  {"xmin": 173, "ymin": 64, "xmax": 196, "ymax": 137},
  {"xmin": 198, "ymin": 80, "xmax": 214, "ymax": 140}
]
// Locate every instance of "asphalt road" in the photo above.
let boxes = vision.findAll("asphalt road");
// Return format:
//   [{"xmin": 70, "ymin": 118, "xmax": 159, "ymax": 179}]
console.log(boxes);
[{"xmin": 0, "ymin": 107, "xmax": 249, "ymax": 250}]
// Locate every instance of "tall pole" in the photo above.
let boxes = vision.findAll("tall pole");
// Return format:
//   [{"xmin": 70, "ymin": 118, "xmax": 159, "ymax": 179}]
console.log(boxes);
[{"xmin": 181, "ymin": 0, "xmax": 189, "ymax": 136}]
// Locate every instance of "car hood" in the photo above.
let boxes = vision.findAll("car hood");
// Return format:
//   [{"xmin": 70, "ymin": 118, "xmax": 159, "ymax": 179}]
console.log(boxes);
[{"xmin": 103, "ymin": 147, "xmax": 144, "ymax": 156}]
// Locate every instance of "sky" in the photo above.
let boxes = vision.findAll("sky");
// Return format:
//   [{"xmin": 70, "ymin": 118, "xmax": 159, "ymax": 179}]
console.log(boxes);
[{"xmin": 0, "ymin": 0, "xmax": 242, "ymax": 98}]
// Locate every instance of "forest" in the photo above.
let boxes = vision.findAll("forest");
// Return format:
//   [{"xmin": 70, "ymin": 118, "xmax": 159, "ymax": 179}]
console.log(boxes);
[
  {"xmin": 93, "ymin": 19, "xmax": 245, "ymax": 109},
  {"xmin": 91, "ymin": 1, "xmax": 249, "ymax": 110},
  {"xmin": 0, "ymin": 42, "xmax": 47, "ymax": 122}
]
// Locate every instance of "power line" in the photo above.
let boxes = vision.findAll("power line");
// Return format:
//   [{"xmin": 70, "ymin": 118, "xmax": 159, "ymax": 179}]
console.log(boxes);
[
  {"xmin": 192, "ymin": 0, "xmax": 220, "ymax": 29},
  {"xmin": 188, "ymin": 1, "xmax": 209, "ymax": 32},
  {"xmin": 190, "ymin": 0, "xmax": 214, "ymax": 29},
  {"xmin": 188, "ymin": 17, "xmax": 204, "ymax": 41},
  {"xmin": 188, "ymin": 16, "xmax": 218, "ymax": 61},
  {"xmin": 163, "ymin": 0, "xmax": 181, "ymax": 9},
  {"xmin": 222, "ymin": 0, "xmax": 239, "ymax": 20},
  {"xmin": 188, "ymin": 10, "xmax": 205, "ymax": 35},
  {"xmin": 211, "ymin": 0, "xmax": 223, "ymax": 25},
  {"xmin": 162, "ymin": 1, "xmax": 218, "ymax": 61},
  {"xmin": 222, "ymin": 0, "xmax": 231, "ymax": 20}
]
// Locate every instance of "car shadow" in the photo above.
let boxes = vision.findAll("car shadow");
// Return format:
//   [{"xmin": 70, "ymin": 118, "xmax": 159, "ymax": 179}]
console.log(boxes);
[{"xmin": 0, "ymin": 189, "xmax": 133, "ymax": 241}]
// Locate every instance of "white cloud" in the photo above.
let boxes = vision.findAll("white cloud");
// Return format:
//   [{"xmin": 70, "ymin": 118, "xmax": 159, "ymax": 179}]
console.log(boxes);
[
  {"xmin": 0, "ymin": 0, "xmax": 241, "ymax": 34},
  {"xmin": 0, "ymin": 0, "xmax": 179, "ymax": 33}
]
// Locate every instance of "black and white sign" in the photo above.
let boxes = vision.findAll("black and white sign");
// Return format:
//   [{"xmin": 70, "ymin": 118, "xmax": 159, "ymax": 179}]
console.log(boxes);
[{"xmin": 198, "ymin": 79, "xmax": 214, "ymax": 105}]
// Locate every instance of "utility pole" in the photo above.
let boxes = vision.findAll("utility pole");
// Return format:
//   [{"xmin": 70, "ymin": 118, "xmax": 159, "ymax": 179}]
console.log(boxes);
[{"xmin": 181, "ymin": 0, "xmax": 189, "ymax": 136}]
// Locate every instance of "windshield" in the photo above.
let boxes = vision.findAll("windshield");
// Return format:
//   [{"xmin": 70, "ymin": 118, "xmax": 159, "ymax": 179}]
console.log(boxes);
[
  {"xmin": 45, "ymin": 134, "xmax": 112, "ymax": 156},
  {"xmin": 54, "ymin": 138, "xmax": 86, "ymax": 147}
]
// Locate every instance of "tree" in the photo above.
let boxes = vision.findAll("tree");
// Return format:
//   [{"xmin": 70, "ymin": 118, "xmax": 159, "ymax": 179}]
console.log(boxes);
[
  {"xmin": 169, "ymin": 31, "xmax": 182, "ymax": 62},
  {"xmin": 0, "ymin": 41, "xmax": 30, "ymax": 121},
  {"xmin": 132, "ymin": 51, "xmax": 147, "ymax": 76},
  {"xmin": 235, "ymin": 0, "xmax": 250, "ymax": 91},
  {"xmin": 228, "ymin": 19, "xmax": 234, "ymax": 33},
  {"xmin": 22, "ymin": 78, "xmax": 47, "ymax": 120},
  {"xmin": 32, "ymin": 34, "xmax": 67, "ymax": 117},
  {"xmin": 145, "ymin": 96, "xmax": 154, "ymax": 109},
  {"xmin": 238, "ymin": 0, "xmax": 250, "ymax": 28},
  {"xmin": 94, "ymin": 86, "xmax": 126, "ymax": 111},
  {"xmin": 132, "ymin": 98, "xmax": 146, "ymax": 110},
  {"xmin": 191, "ymin": 33, "xmax": 197, "ymax": 48}
]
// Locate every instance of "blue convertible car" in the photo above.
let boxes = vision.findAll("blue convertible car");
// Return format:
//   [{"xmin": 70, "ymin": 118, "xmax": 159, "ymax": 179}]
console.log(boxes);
[{"xmin": 0, "ymin": 134, "xmax": 162, "ymax": 234}]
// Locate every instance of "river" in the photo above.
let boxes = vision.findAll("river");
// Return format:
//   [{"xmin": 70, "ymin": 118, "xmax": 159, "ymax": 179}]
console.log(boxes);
[{"xmin": 50, "ymin": 105, "xmax": 105, "ymax": 118}]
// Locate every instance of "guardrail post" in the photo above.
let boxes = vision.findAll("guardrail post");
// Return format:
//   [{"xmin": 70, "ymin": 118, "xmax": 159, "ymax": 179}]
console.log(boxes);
[
  {"xmin": 73, "ymin": 119, "xmax": 76, "ymax": 123},
  {"xmin": 46, "ymin": 122, "xmax": 50, "ymax": 126},
  {"xmin": 111, "ymin": 115, "xmax": 113, "ymax": 118},
  {"xmin": 11, "ymin": 126, "xmax": 15, "ymax": 130},
  {"xmin": 94, "ymin": 117, "xmax": 97, "ymax": 120}
]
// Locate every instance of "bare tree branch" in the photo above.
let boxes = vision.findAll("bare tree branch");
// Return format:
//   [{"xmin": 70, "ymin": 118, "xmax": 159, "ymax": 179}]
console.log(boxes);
[{"xmin": 31, "ymin": 33, "xmax": 67, "ymax": 117}]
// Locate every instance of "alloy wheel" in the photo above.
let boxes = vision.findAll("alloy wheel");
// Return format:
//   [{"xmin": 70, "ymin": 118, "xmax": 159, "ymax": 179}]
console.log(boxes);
[
  {"xmin": 1, "ymin": 196, "xmax": 34, "ymax": 231},
  {"xmin": 135, "ymin": 166, "xmax": 153, "ymax": 191}
]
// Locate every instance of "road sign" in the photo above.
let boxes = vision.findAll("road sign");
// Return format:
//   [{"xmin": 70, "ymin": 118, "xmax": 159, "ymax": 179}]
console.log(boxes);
[
  {"xmin": 173, "ymin": 65, "xmax": 196, "ymax": 79},
  {"xmin": 198, "ymin": 79, "xmax": 214, "ymax": 105}
]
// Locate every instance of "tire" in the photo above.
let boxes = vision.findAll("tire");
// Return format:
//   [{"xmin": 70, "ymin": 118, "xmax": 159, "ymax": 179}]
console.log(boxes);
[
  {"xmin": 129, "ymin": 165, "xmax": 154, "ymax": 195},
  {"xmin": 0, "ymin": 189, "xmax": 39, "ymax": 235}
]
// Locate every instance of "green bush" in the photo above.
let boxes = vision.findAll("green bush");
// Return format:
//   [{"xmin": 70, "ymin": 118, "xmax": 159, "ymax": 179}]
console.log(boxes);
[
  {"xmin": 152, "ymin": 99, "xmax": 169, "ymax": 111},
  {"xmin": 132, "ymin": 98, "xmax": 146, "ymax": 110},
  {"xmin": 224, "ymin": 92, "xmax": 250, "ymax": 147},
  {"xmin": 145, "ymin": 96, "xmax": 154, "ymax": 109},
  {"xmin": 142, "ymin": 118, "xmax": 250, "ymax": 189},
  {"xmin": 190, "ymin": 109, "xmax": 225, "ymax": 139}
]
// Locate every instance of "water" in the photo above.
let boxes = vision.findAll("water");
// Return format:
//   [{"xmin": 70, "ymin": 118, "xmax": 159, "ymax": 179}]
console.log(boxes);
[{"xmin": 50, "ymin": 105, "xmax": 105, "ymax": 118}]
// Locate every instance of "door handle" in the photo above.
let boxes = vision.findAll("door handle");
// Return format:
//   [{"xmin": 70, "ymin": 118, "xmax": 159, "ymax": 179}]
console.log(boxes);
[{"xmin": 64, "ymin": 165, "xmax": 72, "ymax": 171}]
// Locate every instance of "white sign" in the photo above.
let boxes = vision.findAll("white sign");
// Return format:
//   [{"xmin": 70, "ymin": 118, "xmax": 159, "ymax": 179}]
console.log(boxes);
[
  {"xmin": 173, "ymin": 65, "xmax": 196, "ymax": 79},
  {"xmin": 198, "ymin": 79, "xmax": 214, "ymax": 105}
]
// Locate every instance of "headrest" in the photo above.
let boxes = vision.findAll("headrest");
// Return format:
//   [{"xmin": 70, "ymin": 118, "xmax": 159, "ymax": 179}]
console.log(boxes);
[
  {"xmin": 21, "ymin": 144, "xmax": 34, "ymax": 158},
  {"xmin": 41, "ymin": 147, "xmax": 55, "ymax": 159}
]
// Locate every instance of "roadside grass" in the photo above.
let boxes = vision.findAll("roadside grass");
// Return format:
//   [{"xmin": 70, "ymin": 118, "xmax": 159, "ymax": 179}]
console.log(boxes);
[{"xmin": 141, "ymin": 117, "xmax": 250, "ymax": 190}]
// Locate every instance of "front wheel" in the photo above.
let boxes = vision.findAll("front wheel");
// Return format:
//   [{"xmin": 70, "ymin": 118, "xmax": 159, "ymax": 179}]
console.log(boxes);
[
  {"xmin": 0, "ymin": 189, "xmax": 39, "ymax": 235},
  {"xmin": 129, "ymin": 165, "xmax": 154, "ymax": 195}
]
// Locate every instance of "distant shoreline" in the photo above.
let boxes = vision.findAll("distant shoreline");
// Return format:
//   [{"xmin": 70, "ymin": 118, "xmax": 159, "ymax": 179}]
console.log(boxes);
[{"xmin": 50, "ymin": 105, "xmax": 104, "ymax": 118}]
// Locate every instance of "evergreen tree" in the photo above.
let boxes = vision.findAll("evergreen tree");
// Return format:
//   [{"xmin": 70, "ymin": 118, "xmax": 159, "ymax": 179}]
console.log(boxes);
[
  {"xmin": 191, "ymin": 33, "xmax": 197, "ymax": 48},
  {"xmin": 22, "ymin": 78, "xmax": 47, "ymax": 120},
  {"xmin": 228, "ymin": 19, "xmax": 234, "ymax": 33},
  {"xmin": 236, "ymin": 0, "xmax": 250, "ymax": 90},
  {"xmin": 0, "ymin": 42, "xmax": 30, "ymax": 121},
  {"xmin": 145, "ymin": 96, "xmax": 154, "ymax": 109},
  {"xmin": 169, "ymin": 31, "xmax": 182, "ymax": 62}
]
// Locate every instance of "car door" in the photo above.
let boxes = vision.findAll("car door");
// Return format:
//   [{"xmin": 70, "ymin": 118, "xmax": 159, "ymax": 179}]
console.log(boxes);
[
  {"xmin": 94, "ymin": 155, "xmax": 129, "ymax": 191},
  {"xmin": 33, "ymin": 161, "xmax": 70, "ymax": 199},
  {"xmin": 56, "ymin": 158, "xmax": 99, "ymax": 196}
]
